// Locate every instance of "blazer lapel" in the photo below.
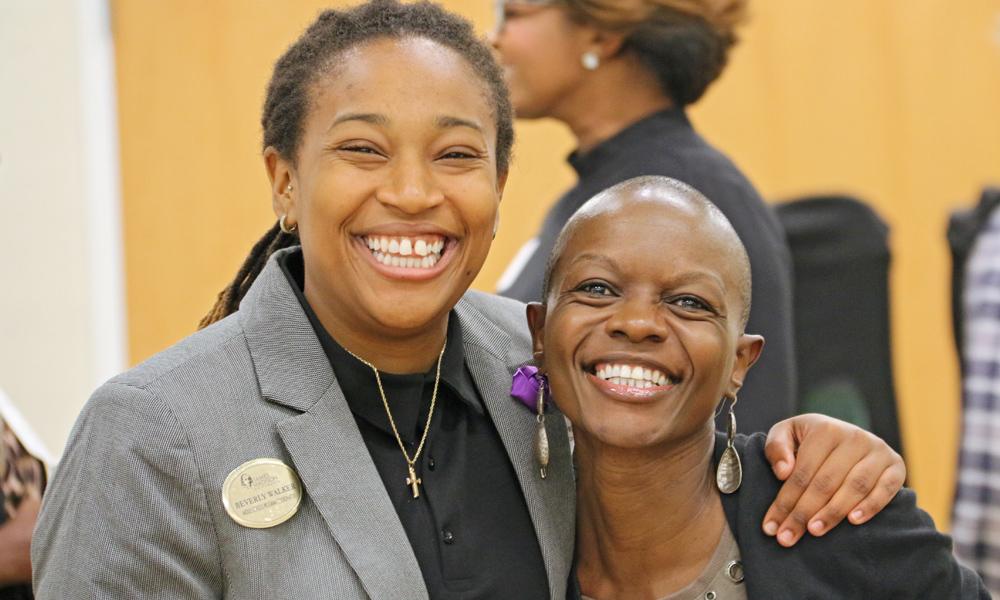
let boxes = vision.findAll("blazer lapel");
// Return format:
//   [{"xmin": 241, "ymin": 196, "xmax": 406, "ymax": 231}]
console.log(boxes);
[
  {"xmin": 241, "ymin": 250, "xmax": 427, "ymax": 599},
  {"xmin": 457, "ymin": 299, "xmax": 577, "ymax": 599}
]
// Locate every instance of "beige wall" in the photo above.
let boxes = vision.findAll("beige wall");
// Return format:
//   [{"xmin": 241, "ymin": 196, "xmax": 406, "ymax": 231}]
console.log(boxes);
[
  {"xmin": 113, "ymin": 0, "xmax": 1000, "ymax": 526},
  {"xmin": 1, "ymin": 0, "xmax": 126, "ymax": 457}
]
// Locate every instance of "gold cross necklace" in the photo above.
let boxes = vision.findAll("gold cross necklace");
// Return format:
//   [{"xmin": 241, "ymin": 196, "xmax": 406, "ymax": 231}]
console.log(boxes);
[{"xmin": 344, "ymin": 339, "xmax": 446, "ymax": 499}]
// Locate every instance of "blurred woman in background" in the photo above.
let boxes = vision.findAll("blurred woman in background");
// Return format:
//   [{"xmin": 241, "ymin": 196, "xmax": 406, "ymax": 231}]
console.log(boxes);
[{"xmin": 491, "ymin": 0, "xmax": 797, "ymax": 438}]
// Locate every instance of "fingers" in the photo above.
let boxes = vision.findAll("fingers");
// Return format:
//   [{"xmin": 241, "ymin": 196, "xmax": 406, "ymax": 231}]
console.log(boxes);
[
  {"xmin": 761, "ymin": 426, "xmax": 906, "ymax": 547},
  {"xmin": 761, "ymin": 421, "xmax": 841, "ymax": 542},
  {"xmin": 763, "ymin": 418, "xmax": 799, "ymax": 481},
  {"xmin": 775, "ymin": 439, "xmax": 871, "ymax": 544},
  {"xmin": 846, "ymin": 455, "xmax": 906, "ymax": 525}
]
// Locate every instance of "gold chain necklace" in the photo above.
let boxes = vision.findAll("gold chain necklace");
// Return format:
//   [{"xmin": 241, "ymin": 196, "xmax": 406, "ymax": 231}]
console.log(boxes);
[{"xmin": 344, "ymin": 339, "xmax": 446, "ymax": 499}]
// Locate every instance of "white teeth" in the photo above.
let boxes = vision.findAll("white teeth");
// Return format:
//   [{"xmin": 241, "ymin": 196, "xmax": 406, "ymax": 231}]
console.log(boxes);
[
  {"xmin": 363, "ymin": 235, "xmax": 446, "ymax": 269},
  {"xmin": 596, "ymin": 363, "xmax": 672, "ymax": 387}
]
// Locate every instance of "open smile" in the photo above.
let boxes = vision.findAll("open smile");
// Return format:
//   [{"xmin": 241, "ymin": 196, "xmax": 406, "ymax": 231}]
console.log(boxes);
[
  {"xmin": 583, "ymin": 360, "xmax": 680, "ymax": 401},
  {"xmin": 354, "ymin": 233, "xmax": 456, "ymax": 281}
]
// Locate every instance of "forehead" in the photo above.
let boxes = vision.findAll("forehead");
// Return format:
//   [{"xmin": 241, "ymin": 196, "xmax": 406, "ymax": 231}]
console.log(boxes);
[
  {"xmin": 559, "ymin": 201, "xmax": 742, "ymax": 286},
  {"xmin": 308, "ymin": 36, "xmax": 495, "ymax": 126}
]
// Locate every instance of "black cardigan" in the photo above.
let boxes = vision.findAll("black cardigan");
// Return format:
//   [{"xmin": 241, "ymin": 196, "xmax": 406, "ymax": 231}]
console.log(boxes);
[{"xmin": 570, "ymin": 432, "xmax": 987, "ymax": 599}]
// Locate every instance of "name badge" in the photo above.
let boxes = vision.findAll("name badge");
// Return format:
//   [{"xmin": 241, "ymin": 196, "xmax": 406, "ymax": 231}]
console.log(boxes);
[{"xmin": 222, "ymin": 458, "xmax": 303, "ymax": 528}]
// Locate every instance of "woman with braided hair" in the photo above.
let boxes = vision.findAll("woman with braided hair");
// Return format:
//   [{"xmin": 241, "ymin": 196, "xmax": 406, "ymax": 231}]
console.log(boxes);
[{"xmin": 34, "ymin": 2, "xmax": 903, "ymax": 598}]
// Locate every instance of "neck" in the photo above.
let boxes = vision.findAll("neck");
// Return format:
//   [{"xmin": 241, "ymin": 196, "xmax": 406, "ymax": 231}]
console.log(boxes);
[
  {"xmin": 303, "ymin": 286, "xmax": 448, "ymax": 375},
  {"xmin": 574, "ymin": 425, "xmax": 726, "ymax": 599},
  {"xmin": 551, "ymin": 55, "xmax": 674, "ymax": 154}
]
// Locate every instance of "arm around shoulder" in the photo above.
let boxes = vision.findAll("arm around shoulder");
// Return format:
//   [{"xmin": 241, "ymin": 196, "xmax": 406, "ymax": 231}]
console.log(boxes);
[
  {"xmin": 32, "ymin": 382, "xmax": 223, "ymax": 598},
  {"xmin": 857, "ymin": 487, "xmax": 989, "ymax": 599}
]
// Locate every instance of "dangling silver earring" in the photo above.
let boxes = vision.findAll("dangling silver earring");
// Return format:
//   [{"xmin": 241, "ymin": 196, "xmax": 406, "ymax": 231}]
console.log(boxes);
[
  {"xmin": 581, "ymin": 51, "xmax": 600, "ymax": 71},
  {"xmin": 534, "ymin": 375, "xmax": 550, "ymax": 479},
  {"xmin": 716, "ymin": 396, "xmax": 742, "ymax": 494}
]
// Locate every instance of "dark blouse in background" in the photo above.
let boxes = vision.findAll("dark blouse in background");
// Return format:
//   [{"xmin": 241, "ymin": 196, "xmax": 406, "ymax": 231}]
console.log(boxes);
[
  {"xmin": 499, "ymin": 108, "xmax": 795, "ymax": 434},
  {"xmin": 280, "ymin": 252, "xmax": 548, "ymax": 599}
]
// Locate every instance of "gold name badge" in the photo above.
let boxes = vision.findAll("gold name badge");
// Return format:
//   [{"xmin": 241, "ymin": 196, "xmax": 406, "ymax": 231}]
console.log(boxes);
[{"xmin": 222, "ymin": 458, "xmax": 303, "ymax": 529}]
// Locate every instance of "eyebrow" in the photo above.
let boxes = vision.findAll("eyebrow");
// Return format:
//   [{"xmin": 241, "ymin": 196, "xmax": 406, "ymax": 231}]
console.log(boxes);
[
  {"xmin": 328, "ymin": 112, "xmax": 388, "ymax": 132},
  {"xmin": 566, "ymin": 252, "xmax": 727, "ymax": 290},
  {"xmin": 436, "ymin": 115, "xmax": 484, "ymax": 134},
  {"xmin": 566, "ymin": 252, "xmax": 619, "ymax": 271},
  {"xmin": 327, "ymin": 113, "xmax": 484, "ymax": 134}
]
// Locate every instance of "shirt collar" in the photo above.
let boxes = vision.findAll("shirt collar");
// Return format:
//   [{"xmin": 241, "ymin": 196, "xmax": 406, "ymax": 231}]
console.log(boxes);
[
  {"xmin": 277, "ymin": 249, "xmax": 484, "ymax": 439},
  {"xmin": 567, "ymin": 107, "xmax": 690, "ymax": 177}
]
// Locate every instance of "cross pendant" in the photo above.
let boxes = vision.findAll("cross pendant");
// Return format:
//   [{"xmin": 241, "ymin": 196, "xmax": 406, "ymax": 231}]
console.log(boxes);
[{"xmin": 406, "ymin": 465, "xmax": 422, "ymax": 499}]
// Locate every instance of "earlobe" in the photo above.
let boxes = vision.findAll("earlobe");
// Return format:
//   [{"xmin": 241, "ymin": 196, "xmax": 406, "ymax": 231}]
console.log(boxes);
[
  {"xmin": 497, "ymin": 169, "xmax": 509, "ymax": 195},
  {"xmin": 525, "ymin": 302, "xmax": 547, "ymax": 367},
  {"xmin": 728, "ymin": 334, "xmax": 764, "ymax": 395},
  {"xmin": 593, "ymin": 29, "xmax": 627, "ymax": 60},
  {"xmin": 264, "ymin": 146, "xmax": 296, "ymax": 218}
]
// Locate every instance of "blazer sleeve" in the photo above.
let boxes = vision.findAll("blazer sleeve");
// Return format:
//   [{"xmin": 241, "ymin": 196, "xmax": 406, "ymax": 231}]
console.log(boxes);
[{"xmin": 32, "ymin": 382, "xmax": 223, "ymax": 598}]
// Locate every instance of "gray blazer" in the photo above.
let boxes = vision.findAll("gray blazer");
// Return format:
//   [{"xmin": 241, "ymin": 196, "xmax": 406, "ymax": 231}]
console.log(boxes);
[{"xmin": 32, "ymin": 249, "xmax": 576, "ymax": 599}]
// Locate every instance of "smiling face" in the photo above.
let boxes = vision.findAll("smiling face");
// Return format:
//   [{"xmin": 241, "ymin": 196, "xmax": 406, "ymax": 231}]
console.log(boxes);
[
  {"xmin": 528, "ymin": 181, "xmax": 761, "ymax": 450},
  {"xmin": 268, "ymin": 37, "xmax": 504, "ymax": 342},
  {"xmin": 490, "ymin": 2, "xmax": 594, "ymax": 119}
]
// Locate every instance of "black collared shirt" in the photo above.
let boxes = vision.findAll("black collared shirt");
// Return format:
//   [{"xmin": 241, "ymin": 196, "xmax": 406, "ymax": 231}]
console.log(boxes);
[{"xmin": 279, "ymin": 251, "xmax": 548, "ymax": 599}]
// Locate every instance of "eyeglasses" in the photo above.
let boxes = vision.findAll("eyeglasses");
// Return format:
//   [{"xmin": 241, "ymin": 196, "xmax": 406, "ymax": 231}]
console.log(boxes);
[{"xmin": 493, "ymin": 0, "xmax": 560, "ymax": 30}]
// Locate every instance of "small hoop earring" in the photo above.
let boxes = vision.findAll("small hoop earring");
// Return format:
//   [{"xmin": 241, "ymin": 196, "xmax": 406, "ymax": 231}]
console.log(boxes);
[
  {"xmin": 279, "ymin": 214, "xmax": 298, "ymax": 234},
  {"xmin": 581, "ymin": 51, "xmax": 600, "ymax": 71}
]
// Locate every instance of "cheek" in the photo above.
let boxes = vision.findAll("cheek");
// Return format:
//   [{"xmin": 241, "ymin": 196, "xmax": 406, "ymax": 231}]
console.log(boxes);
[{"xmin": 448, "ymin": 179, "xmax": 499, "ymax": 233}]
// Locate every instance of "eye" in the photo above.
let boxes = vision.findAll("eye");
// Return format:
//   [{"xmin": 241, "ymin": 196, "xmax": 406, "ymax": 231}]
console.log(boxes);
[
  {"xmin": 437, "ymin": 147, "xmax": 485, "ymax": 162},
  {"xmin": 575, "ymin": 280, "xmax": 615, "ymax": 297},
  {"xmin": 342, "ymin": 145, "xmax": 381, "ymax": 155},
  {"xmin": 669, "ymin": 295, "xmax": 713, "ymax": 312}
]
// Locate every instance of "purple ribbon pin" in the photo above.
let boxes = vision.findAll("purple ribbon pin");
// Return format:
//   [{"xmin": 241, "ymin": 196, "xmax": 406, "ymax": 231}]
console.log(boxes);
[{"xmin": 511, "ymin": 365, "xmax": 549, "ymax": 412}]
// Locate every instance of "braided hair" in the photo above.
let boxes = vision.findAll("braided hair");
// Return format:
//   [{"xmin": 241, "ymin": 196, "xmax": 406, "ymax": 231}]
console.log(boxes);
[{"xmin": 199, "ymin": 0, "xmax": 514, "ymax": 328}]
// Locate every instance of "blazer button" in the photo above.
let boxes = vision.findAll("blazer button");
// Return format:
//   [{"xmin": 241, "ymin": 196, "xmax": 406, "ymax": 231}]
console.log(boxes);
[
  {"xmin": 442, "ymin": 529, "xmax": 455, "ymax": 545},
  {"xmin": 428, "ymin": 456, "xmax": 436, "ymax": 470}
]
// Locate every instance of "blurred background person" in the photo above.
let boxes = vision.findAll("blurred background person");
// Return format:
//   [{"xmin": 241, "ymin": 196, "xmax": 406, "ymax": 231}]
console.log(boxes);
[
  {"xmin": 0, "ymin": 388, "xmax": 49, "ymax": 599},
  {"xmin": 489, "ymin": 0, "xmax": 796, "ymax": 434},
  {"xmin": 950, "ymin": 187, "xmax": 1000, "ymax": 595}
]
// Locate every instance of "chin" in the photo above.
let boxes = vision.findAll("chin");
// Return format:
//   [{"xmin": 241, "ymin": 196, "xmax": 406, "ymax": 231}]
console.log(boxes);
[
  {"xmin": 509, "ymin": 91, "xmax": 548, "ymax": 120},
  {"xmin": 368, "ymin": 294, "xmax": 451, "ymax": 333},
  {"xmin": 579, "ymin": 411, "xmax": 671, "ymax": 450}
]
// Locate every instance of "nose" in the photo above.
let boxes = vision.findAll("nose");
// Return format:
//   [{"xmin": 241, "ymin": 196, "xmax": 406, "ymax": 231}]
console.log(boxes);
[
  {"xmin": 375, "ymin": 152, "xmax": 445, "ymax": 215},
  {"xmin": 605, "ymin": 296, "xmax": 669, "ymax": 344}
]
